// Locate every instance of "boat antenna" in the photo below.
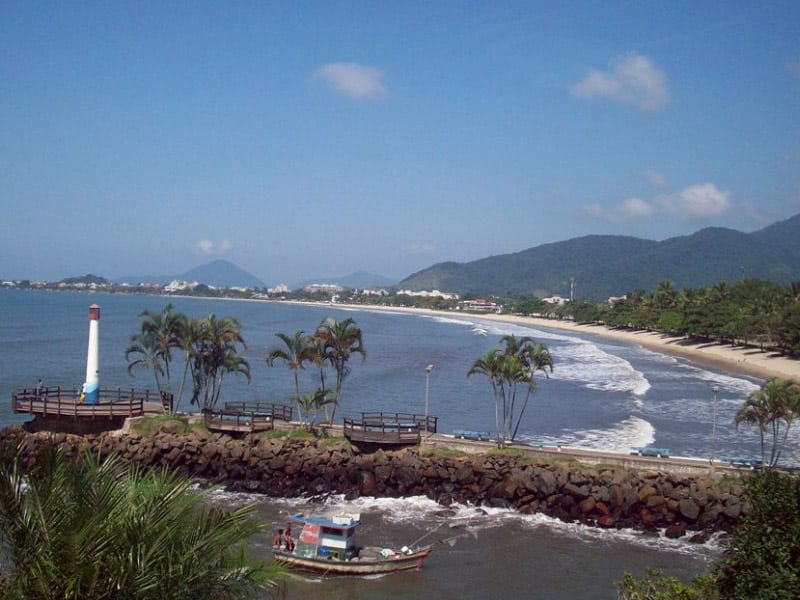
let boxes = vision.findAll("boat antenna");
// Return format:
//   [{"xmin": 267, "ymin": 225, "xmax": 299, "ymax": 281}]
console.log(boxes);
[{"xmin": 406, "ymin": 522, "xmax": 445, "ymax": 548}]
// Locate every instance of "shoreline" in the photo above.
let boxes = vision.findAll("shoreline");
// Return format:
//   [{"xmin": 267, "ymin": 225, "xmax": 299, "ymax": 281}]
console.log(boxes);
[{"xmin": 325, "ymin": 302, "xmax": 800, "ymax": 383}]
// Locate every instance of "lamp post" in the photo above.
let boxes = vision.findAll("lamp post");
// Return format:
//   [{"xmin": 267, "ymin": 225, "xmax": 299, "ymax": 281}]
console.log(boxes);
[
  {"xmin": 424, "ymin": 364, "xmax": 434, "ymax": 434},
  {"xmin": 711, "ymin": 384, "xmax": 720, "ymax": 465}
]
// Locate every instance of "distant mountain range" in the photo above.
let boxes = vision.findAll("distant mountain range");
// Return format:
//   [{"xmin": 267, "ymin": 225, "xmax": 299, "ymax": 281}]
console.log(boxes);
[
  {"xmin": 116, "ymin": 261, "xmax": 396, "ymax": 290},
  {"xmin": 294, "ymin": 271, "xmax": 397, "ymax": 290},
  {"xmin": 116, "ymin": 259, "xmax": 265, "ymax": 288},
  {"xmin": 398, "ymin": 212, "xmax": 800, "ymax": 300}
]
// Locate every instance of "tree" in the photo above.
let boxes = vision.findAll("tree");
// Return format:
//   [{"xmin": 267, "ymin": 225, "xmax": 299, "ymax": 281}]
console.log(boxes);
[
  {"xmin": 735, "ymin": 378, "xmax": 799, "ymax": 467},
  {"xmin": 137, "ymin": 304, "xmax": 183, "ymax": 384},
  {"xmin": 314, "ymin": 317, "xmax": 366, "ymax": 423},
  {"xmin": 191, "ymin": 315, "xmax": 251, "ymax": 410},
  {"xmin": 266, "ymin": 330, "xmax": 312, "ymax": 421},
  {"xmin": 618, "ymin": 470, "xmax": 800, "ymax": 600},
  {"xmin": 124, "ymin": 330, "xmax": 166, "ymax": 392},
  {"xmin": 0, "ymin": 443, "xmax": 282, "ymax": 599},
  {"xmin": 615, "ymin": 569, "xmax": 718, "ymax": 600},
  {"xmin": 467, "ymin": 347, "xmax": 505, "ymax": 446},
  {"xmin": 715, "ymin": 469, "xmax": 800, "ymax": 599},
  {"xmin": 468, "ymin": 335, "xmax": 553, "ymax": 445}
]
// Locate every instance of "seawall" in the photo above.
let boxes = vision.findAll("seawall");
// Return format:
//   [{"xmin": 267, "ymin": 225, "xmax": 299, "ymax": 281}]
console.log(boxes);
[{"xmin": 0, "ymin": 426, "xmax": 750, "ymax": 540}]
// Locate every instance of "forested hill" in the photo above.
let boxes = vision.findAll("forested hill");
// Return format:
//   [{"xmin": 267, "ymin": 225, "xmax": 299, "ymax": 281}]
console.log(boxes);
[{"xmin": 398, "ymin": 213, "xmax": 800, "ymax": 300}]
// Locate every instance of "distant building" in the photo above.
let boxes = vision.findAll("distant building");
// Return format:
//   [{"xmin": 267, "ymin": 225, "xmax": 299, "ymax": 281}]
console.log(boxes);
[
  {"xmin": 607, "ymin": 294, "xmax": 627, "ymax": 305},
  {"xmin": 165, "ymin": 280, "xmax": 199, "ymax": 293},
  {"xmin": 396, "ymin": 289, "xmax": 460, "ymax": 300},
  {"xmin": 542, "ymin": 293, "xmax": 566, "ymax": 306},
  {"xmin": 460, "ymin": 299, "xmax": 501, "ymax": 312},
  {"xmin": 303, "ymin": 283, "xmax": 344, "ymax": 294},
  {"xmin": 360, "ymin": 288, "xmax": 390, "ymax": 296},
  {"xmin": 268, "ymin": 283, "xmax": 291, "ymax": 294}
]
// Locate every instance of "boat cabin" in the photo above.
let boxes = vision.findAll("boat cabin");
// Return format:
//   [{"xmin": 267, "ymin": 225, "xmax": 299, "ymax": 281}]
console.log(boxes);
[{"xmin": 292, "ymin": 512, "xmax": 361, "ymax": 561}]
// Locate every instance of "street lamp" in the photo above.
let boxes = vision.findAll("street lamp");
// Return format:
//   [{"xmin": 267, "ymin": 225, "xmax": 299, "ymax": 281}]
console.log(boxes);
[
  {"xmin": 424, "ymin": 364, "xmax": 434, "ymax": 433},
  {"xmin": 711, "ymin": 384, "xmax": 720, "ymax": 464}
]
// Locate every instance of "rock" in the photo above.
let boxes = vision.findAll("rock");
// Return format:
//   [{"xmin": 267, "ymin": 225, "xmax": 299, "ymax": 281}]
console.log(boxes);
[
  {"xmin": 679, "ymin": 498, "xmax": 700, "ymax": 521},
  {"xmin": 664, "ymin": 522, "xmax": 687, "ymax": 539}
]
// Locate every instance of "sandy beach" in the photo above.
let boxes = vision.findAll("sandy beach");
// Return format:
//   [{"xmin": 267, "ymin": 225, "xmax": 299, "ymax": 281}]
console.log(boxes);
[{"xmin": 332, "ymin": 303, "xmax": 800, "ymax": 383}]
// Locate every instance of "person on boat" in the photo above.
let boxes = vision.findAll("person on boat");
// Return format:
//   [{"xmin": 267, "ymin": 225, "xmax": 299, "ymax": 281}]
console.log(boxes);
[
  {"xmin": 272, "ymin": 528, "xmax": 283, "ymax": 548},
  {"xmin": 282, "ymin": 524, "xmax": 295, "ymax": 552}
]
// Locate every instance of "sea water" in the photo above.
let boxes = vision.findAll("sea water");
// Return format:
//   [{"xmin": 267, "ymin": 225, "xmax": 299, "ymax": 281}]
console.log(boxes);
[{"xmin": 0, "ymin": 289, "xmax": 775, "ymax": 597}]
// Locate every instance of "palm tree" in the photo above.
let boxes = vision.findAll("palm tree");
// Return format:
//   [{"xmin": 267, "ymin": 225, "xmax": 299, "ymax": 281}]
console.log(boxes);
[
  {"xmin": 266, "ymin": 330, "xmax": 312, "ymax": 418},
  {"xmin": 174, "ymin": 313, "xmax": 201, "ymax": 413},
  {"xmin": 0, "ymin": 443, "xmax": 282, "ymax": 599},
  {"xmin": 306, "ymin": 334, "xmax": 332, "ymax": 420},
  {"xmin": 735, "ymin": 378, "xmax": 799, "ymax": 466},
  {"xmin": 124, "ymin": 330, "xmax": 166, "ymax": 391},
  {"xmin": 468, "ymin": 336, "xmax": 553, "ymax": 446},
  {"xmin": 137, "ymin": 304, "xmax": 183, "ymax": 384},
  {"xmin": 314, "ymin": 317, "xmax": 366, "ymax": 423},
  {"xmin": 192, "ymin": 315, "xmax": 251, "ymax": 410},
  {"xmin": 467, "ymin": 347, "xmax": 506, "ymax": 446}
]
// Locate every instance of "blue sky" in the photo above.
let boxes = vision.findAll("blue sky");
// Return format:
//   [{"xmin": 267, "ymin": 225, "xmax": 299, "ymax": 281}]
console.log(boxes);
[{"xmin": 2, "ymin": 1, "xmax": 799, "ymax": 286}]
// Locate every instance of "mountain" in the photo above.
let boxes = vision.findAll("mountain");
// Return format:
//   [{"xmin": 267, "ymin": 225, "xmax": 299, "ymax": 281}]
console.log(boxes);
[
  {"xmin": 398, "ymin": 212, "xmax": 800, "ymax": 300},
  {"xmin": 293, "ymin": 271, "xmax": 397, "ymax": 290},
  {"xmin": 117, "ymin": 259, "xmax": 265, "ymax": 288}
]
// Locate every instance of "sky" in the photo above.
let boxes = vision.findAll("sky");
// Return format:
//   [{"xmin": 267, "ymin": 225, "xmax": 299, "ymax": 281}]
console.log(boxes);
[{"xmin": 2, "ymin": 1, "xmax": 799, "ymax": 286}]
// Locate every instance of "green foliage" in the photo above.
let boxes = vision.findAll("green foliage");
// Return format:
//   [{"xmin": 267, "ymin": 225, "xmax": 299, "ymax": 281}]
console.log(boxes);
[
  {"xmin": 468, "ymin": 335, "xmax": 553, "ymax": 445},
  {"xmin": 126, "ymin": 306, "xmax": 250, "ymax": 412},
  {"xmin": 615, "ymin": 569, "xmax": 718, "ymax": 600},
  {"xmin": 0, "ymin": 443, "xmax": 282, "ymax": 599},
  {"xmin": 735, "ymin": 378, "xmax": 800, "ymax": 467},
  {"xmin": 129, "ymin": 415, "xmax": 195, "ymax": 436},
  {"xmin": 618, "ymin": 470, "xmax": 800, "ymax": 600},
  {"xmin": 715, "ymin": 470, "xmax": 800, "ymax": 599}
]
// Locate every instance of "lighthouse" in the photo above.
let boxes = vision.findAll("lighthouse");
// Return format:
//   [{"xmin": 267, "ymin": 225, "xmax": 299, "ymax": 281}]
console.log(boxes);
[{"xmin": 82, "ymin": 304, "xmax": 100, "ymax": 404}]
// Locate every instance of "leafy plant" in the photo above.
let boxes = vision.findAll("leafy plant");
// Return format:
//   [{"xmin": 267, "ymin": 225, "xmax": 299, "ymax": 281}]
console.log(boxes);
[{"xmin": 0, "ymin": 442, "xmax": 282, "ymax": 599}]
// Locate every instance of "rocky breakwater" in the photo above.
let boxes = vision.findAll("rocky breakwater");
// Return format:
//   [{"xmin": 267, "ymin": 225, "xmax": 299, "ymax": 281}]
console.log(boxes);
[{"xmin": 0, "ymin": 426, "xmax": 748, "ymax": 539}]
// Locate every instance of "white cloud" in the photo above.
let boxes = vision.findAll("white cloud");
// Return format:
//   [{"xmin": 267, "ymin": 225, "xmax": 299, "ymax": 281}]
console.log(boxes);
[
  {"xmin": 586, "ymin": 183, "xmax": 730, "ymax": 221},
  {"xmin": 194, "ymin": 239, "xmax": 233, "ymax": 256},
  {"xmin": 312, "ymin": 62, "xmax": 388, "ymax": 99},
  {"xmin": 619, "ymin": 197, "xmax": 656, "ymax": 218},
  {"xmin": 656, "ymin": 183, "xmax": 730, "ymax": 217},
  {"xmin": 644, "ymin": 170, "xmax": 668, "ymax": 188},
  {"xmin": 570, "ymin": 53, "xmax": 670, "ymax": 112}
]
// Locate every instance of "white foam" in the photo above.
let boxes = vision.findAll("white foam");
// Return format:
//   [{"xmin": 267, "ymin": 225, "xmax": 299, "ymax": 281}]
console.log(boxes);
[
  {"xmin": 248, "ymin": 492, "xmax": 724, "ymax": 558},
  {"xmin": 443, "ymin": 316, "xmax": 652, "ymax": 398},
  {"xmin": 555, "ymin": 416, "xmax": 656, "ymax": 452}
]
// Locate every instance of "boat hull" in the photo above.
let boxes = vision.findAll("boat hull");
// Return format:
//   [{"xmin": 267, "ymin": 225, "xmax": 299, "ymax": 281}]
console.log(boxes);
[{"xmin": 272, "ymin": 546, "xmax": 432, "ymax": 575}]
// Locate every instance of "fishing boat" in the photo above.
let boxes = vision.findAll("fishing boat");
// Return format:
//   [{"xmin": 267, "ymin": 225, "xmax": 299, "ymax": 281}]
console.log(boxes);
[{"xmin": 271, "ymin": 511, "xmax": 433, "ymax": 575}]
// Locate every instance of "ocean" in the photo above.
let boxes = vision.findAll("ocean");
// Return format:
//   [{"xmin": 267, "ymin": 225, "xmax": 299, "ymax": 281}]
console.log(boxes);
[{"xmin": 0, "ymin": 289, "xmax": 774, "ymax": 598}]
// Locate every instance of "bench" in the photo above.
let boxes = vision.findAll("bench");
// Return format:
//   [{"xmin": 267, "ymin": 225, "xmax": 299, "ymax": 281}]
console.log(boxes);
[
  {"xmin": 530, "ymin": 440, "xmax": 562, "ymax": 451},
  {"xmin": 630, "ymin": 446, "xmax": 670, "ymax": 458},
  {"xmin": 721, "ymin": 457, "xmax": 763, "ymax": 469},
  {"xmin": 452, "ymin": 430, "xmax": 492, "ymax": 442}
]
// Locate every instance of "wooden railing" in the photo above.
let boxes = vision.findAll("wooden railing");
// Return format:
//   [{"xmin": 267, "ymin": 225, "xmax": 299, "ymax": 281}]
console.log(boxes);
[
  {"xmin": 222, "ymin": 402, "xmax": 293, "ymax": 421},
  {"xmin": 11, "ymin": 385, "xmax": 170, "ymax": 419},
  {"xmin": 343, "ymin": 412, "xmax": 438, "ymax": 445},
  {"xmin": 202, "ymin": 407, "xmax": 275, "ymax": 434}
]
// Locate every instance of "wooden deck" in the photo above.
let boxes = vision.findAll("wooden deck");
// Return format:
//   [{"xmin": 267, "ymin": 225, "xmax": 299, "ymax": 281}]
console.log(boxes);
[
  {"xmin": 202, "ymin": 409, "xmax": 273, "ymax": 434},
  {"xmin": 202, "ymin": 402, "xmax": 293, "ymax": 434},
  {"xmin": 12, "ymin": 385, "xmax": 172, "ymax": 420},
  {"xmin": 221, "ymin": 402, "xmax": 293, "ymax": 422},
  {"xmin": 343, "ymin": 412, "xmax": 438, "ymax": 446}
]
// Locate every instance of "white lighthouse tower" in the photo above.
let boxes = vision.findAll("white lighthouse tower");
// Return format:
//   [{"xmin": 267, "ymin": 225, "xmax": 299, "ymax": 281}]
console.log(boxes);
[{"xmin": 82, "ymin": 304, "xmax": 100, "ymax": 404}]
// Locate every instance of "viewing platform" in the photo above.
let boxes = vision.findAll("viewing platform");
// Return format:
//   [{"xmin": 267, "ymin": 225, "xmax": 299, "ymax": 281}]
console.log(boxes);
[
  {"xmin": 11, "ymin": 385, "xmax": 172, "ymax": 433},
  {"xmin": 343, "ymin": 412, "xmax": 438, "ymax": 447},
  {"xmin": 202, "ymin": 402, "xmax": 293, "ymax": 435}
]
